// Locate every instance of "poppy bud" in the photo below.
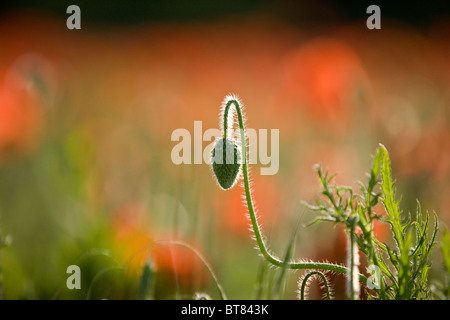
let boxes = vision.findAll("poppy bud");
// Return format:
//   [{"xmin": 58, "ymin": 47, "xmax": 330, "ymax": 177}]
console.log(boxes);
[{"xmin": 211, "ymin": 137, "xmax": 241, "ymax": 190}]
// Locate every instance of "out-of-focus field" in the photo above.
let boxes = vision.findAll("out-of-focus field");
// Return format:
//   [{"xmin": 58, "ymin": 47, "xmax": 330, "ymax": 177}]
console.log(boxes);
[{"xmin": 0, "ymin": 3, "xmax": 449, "ymax": 299}]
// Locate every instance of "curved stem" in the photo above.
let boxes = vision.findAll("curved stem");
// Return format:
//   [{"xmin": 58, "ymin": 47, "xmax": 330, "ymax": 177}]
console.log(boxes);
[
  {"xmin": 222, "ymin": 98, "xmax": 368, "ymax": 284},
  {"xmin": 300, "ymin": 271, "xmax": 331, "ymax": 300}
]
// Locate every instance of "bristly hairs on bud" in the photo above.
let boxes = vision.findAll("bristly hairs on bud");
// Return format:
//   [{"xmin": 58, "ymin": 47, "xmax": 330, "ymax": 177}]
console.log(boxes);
[
  {"xmin": 211, "ymin": 137, "xmax": 242, "ymax": 190},
  {"xmin": 210, "ymin": 95, "xmax": 246, "ymax": 190}
]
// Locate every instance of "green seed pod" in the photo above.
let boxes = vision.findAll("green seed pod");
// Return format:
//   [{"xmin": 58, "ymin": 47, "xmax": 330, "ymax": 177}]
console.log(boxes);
[{"xmin": 211, "ymin": 137, "xmax": 241, "ymax": 190}]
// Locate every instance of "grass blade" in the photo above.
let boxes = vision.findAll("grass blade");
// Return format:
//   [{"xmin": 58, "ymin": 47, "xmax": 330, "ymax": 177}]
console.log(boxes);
[
  {"xmin": 136, "ymin": 259, "xmax": 155, "ymax": 300},
  {"xmin": 272, "ymin": 219, "xmax": 300, "ymax": 299},
  {"xmin": 441, "ymin": 226, "xmax": 450, "ymax": 275}
]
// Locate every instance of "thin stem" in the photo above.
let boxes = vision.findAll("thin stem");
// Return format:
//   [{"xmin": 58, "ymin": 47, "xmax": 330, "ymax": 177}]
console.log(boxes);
[
  {"xmin": 300, "ymin": 271, "xmax": 331, "ymax": 300},
  {"xmin": 347, "ymin": 219, "xmax": 360, "ymax": 300},
  {"xmin": 359, "ymin": 218, "xmax": 386, "ymax": 299},
  {"xmin": 349, "ymin": 232, "xmax": 355, "ymax": 299},
  {"xmin": 222, "ymin": 98, "xmax": 368, "ymax": 284}
]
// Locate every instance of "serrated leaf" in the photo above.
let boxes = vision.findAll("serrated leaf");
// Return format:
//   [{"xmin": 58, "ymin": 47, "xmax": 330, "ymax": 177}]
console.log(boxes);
[
  {"xmin": 302, "ymin": 202, "xmax": 329, "ymax": 213},
  {"xmin": 373, "ymin": 238, "xmax": 388, "ymax": 252},
  {"xmin": 376, "ymin": 251, "xmax": 397, "ymax": 286},
  {"xmin": 368, "ymin": 146, "xmax": 383, "ymax": 192},
  {"xmin": 401, "ymin": 213, "xmax": 412, "ymax": 231},
  {"xmin": 411, "ymin": 214, "xmax": 438, "ymax": 286},
  {"xmin": 379, "ymin": 144, "xmax": 404, "ymax": 250},
  {"xmin": 306, "ymin": 216, "xmax": 337, "ymax": 227},
  {"xmin": 425, "ymin": 214, "xmax": 439, "ymax": 261},
  {"xmin": 409, "ymin": 221, "xmax": 426, "ymax": 259}
]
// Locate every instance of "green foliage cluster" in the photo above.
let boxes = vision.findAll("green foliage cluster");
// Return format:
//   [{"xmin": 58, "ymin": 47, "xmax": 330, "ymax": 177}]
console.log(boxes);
[{"xmin": 306, "ymin": 144, "xmax": 447, "ymax": 300}]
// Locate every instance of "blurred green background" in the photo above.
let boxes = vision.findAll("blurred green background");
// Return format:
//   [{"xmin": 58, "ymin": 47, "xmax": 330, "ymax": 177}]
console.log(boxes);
[{"xmin": 0, "ymin": 1, "xmax": 449, "ymax": 299}]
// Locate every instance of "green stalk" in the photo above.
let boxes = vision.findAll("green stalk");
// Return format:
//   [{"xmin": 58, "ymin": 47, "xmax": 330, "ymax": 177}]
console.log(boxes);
[
  {"xmin": 221, "ymin": 97, "xmax": 367, "ymax": 284},
  {"xmin": 299, "ymin": 271, "xmax": 331, "ymax": 300},
  {"xmin": 347, "ymin": 216, "xmax": 360, "ymax": 300}
]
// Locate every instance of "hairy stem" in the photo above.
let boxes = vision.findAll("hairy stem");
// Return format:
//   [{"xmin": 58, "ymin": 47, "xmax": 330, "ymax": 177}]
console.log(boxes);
[
  {"xmin": 222, "ymin": 97, "xmax": 367, "ymax": 284},
  {"xmin": 299, "ymin": 271, "xmax": 331, "ymax": 300}
]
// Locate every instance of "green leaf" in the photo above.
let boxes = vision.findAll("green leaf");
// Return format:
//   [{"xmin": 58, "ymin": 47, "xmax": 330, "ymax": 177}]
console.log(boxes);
[
  {"xmin": 411, "ymin": 214, "xmax": 438, "ymax": 292},
  {"xmin": 425, "ymin": 213, "xmax": 439, "ymax": 260},
  {"xmin": 441, "ymin": 226, "xmax": 450, "ymax": 275},
  {"xmin": 306, "ymin": 216, "xmax": 338, "ymax": 226},
  {"xmin": 254, "ymin": 259, "xmax": 268, "ymax": 299},
  {"xmin": 375, "ymin": 253, "xmax": 397, "ymax": 286},
  {"xmin": 379, "ymin": 144, "xmax": 404, "ymax": 250},
  {"xmin": 272, "ymin": 219, "xmax": 300, "ymax": 299},
  {"xmin": 409, "ymin": 221, "xmax": 426, "ymax": 259},
  {"xmin": 397, "ymin": 231, "xmax": 413, "ymax": 299},
  {"xmin": 368, "ymin": 146, "xmax": 383, "ymax": 193}
]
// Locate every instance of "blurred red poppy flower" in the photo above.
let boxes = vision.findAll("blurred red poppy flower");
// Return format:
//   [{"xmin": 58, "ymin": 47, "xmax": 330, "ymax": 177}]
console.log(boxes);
[
  {"xmin": 0, "ymin": 68, "xmax": 42, "ymax": 160},
  {"xmin": 280, "ymin": 38, "xmax": 366, "ymax": 130},
  {"xmin": 111, "ymin": 205, "xmax": 206, "ymax": 287}
]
